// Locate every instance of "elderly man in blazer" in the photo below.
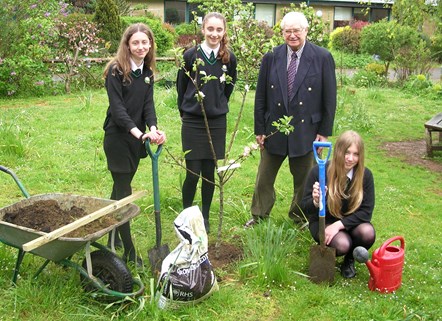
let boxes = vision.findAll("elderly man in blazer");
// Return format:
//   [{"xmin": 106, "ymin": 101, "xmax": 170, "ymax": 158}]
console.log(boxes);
[{"xmin": 245, "ymin": 11, "xmax": 337, "ymax": 227}]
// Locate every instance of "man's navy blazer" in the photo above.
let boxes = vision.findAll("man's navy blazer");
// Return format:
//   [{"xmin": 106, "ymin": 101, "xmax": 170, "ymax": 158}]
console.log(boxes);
[{"xmin": 254, "ymin": 41, "xmax": 337, "ymax": 158}]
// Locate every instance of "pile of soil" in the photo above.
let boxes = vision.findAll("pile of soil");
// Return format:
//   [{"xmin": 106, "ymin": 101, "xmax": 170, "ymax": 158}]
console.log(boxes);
[
  {"xmin": 208, "ymin": 242, "xmax": 243, "ymax": 270},
  {"xmin": 3, "ymin": 199, "xmax": 118, "ymax": 238}
]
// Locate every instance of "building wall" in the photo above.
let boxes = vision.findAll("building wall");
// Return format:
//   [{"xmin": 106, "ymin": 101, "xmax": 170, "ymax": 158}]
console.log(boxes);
[{"xmin": 131, "ymin": 0, "xmax": 164, "ymax": 20}]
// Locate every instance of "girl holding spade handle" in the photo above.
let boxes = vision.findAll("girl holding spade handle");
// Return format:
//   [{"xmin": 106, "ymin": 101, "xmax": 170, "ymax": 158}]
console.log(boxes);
[
  {"xmin": 102, "ymin": 23, "xmax": 166, "ymax": 266},
  {"xmin": 301, "ymin": 130, "xmax": 375, "ymax": 278}
]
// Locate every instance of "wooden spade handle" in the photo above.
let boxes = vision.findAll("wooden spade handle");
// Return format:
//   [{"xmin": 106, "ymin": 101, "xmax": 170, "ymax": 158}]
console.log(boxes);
[{"xmin": 22, "ymin": 191, "xmax": 146, "ymax": 252}]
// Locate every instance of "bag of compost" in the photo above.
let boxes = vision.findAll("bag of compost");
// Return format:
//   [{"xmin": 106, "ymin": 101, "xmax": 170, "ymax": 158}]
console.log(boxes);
[{"xmin": 157, "ymin": 205, "xmax": 218, "ymax": 309}]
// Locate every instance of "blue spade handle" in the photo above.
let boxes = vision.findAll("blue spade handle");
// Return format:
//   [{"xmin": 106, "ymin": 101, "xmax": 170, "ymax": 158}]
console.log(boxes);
[{"xmin": 313, "ymin": 141, "xmax": 332, "ymax": 218}]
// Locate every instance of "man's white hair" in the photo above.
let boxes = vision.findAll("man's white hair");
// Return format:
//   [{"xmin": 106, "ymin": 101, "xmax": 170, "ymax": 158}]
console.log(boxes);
[{"xmin": 280, "ymin": 12, "xmax": 309, "ymax": 29}]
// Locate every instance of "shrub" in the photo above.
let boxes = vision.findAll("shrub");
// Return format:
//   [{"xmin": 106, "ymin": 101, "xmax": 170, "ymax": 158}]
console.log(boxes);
[
  {"xmin": 393, "ymin": 38, "xmax": 432, "ymax": 82},
  {"xmin": 360, "ymin": 20, "xmax": 420, "ymax": 75},
  {"xmin": 94, "ymin": 0, "xmax": 122, "ymax": 54},
  {"xmin": 121, "ymin": 17, "xmax": 175, "ymax": 56},
  {"xmin": 365, "ymin": 62, "xmax": 386, "ymax": 76},
  {"xmin": 329, "ymin": 26, "xmax": 361, "ymax": 53},
  {"xmin": 352, "ymin": 69, "xmax": 387, "ymax": 88},
  {"xmin": 175, "ymin": 23, "xmax": 200, "ymax": 36},
  {"xmin": 0, "ymin": 0, "xmax": 68, "ymax": 97},
  {"xmin": 430, "ymin": 33, "xmax": 442, "ymax": 62},
  {"xmin": 350, "ymin": 20, "xmax": 370, "ymax": 30}
]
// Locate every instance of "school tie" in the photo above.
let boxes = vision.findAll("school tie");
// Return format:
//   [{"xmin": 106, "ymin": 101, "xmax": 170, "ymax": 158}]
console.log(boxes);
[
  {"xmin": 209, "ymin": 51, "xmax": 216, "ymax": 63},
  {"xmin": 287, "ymin": 52, "xmax": 298, "ymax": 98},
  {"xmin": 132, "ymin": 68, "xmax": 141, "ymax": 78}
]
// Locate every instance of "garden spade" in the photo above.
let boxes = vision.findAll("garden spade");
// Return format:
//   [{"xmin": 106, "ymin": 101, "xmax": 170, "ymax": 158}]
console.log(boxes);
[
  {"xmin": 146, "ymin": 140, "xmax": 170, "ymax": 276},
  {"xmin": 309, "ymin": 141, "xmax": 336, "ymax": 284}
]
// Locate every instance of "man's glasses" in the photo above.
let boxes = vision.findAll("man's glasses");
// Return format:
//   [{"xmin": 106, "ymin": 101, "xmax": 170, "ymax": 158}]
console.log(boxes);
[{"xmin": 283, "ymin": 28, "xmax": 304, "ymax": 36}]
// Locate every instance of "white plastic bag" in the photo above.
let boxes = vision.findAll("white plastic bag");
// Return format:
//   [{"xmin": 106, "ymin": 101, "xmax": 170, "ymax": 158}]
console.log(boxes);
[{"xmin": 157, "ymin": 206, "xmax": 218, "ymax": 309}]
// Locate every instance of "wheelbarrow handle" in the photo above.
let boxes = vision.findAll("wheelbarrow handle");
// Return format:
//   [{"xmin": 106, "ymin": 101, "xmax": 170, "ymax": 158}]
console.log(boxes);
[{"xmin": 0, "ymin": 165, "xmax": 30, "ymax": 198}]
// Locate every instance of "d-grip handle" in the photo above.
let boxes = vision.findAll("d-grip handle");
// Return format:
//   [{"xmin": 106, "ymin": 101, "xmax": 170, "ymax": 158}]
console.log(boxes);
[
  {"xmin": 145, "ymin": 138, "xmax": 163, "ymax": 160},
  {"xmin": 313, "ymin": 141, "xmax": 332, "ymax": 218}
]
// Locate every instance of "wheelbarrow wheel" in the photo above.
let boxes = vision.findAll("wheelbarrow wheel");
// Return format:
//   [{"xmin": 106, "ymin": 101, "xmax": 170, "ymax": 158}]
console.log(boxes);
[{"xmin": 80, "ymin": 250, "xmax": 133, "ymax": 295}]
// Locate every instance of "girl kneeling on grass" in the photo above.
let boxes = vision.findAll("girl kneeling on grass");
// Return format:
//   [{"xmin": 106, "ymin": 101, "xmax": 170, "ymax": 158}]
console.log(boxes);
[{"xmin": 301, "ymin": 130, "xmax": 375, "ymax": 278}]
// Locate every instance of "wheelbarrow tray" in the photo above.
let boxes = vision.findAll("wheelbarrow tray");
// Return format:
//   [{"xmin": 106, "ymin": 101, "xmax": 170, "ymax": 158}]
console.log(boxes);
[{"xmin": 0, "ymin": 193, "xmax": 140, "ymax": 262}]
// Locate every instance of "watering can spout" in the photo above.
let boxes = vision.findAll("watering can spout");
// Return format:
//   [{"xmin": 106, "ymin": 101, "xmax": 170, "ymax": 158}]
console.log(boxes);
[
  {"xmin": 365, "ymin": 259, "xmax": 380, "ymax": 281},
  {"xmin": 353, "ymin": 246, "xmax": 380, "ymax": 283}
]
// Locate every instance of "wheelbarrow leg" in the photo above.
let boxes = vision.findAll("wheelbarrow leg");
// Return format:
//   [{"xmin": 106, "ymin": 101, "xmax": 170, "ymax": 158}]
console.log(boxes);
[
  {"xmin": 13, "ymin": 249, "xmax": 26, "ymax": 284},
  {"xmin": 33, "ymin": 259, "xmax": 51, "ymax": 279}
]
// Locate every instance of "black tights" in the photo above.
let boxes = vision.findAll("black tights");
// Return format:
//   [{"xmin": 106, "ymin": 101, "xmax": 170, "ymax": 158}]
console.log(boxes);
[
  {"xmin": 310, "ymin": 222, "xmax": 376, "ymax": 257},
  {"xmin": 182, "ymin": 159, "xmax": 215, "ymax": 219},
  {"xmin": 108, "ymin": 172, "xmax": 136, "ymax": 257}
]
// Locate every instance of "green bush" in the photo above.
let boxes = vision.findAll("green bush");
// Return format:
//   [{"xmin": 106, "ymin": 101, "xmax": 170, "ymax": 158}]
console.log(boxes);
[
  {"xmin": 365, "ymin": 62, "xmax": 386, "ymax": 76},
  {"xmin": 360, "ymin": 20, "xmax": 419, "ymax": 75},
  {"xmin": 352, "ymin": 69, "xmax": 387, "ymax": 88},
  {"xmin": 174, "ymin": 23, "xmax": 200, "ymax": 36},
  {"xmin": 121, "ymin": 17, "xmax": 175, "ymax": 56},
  {"xmin": 94, "ymin": 0, "xmax": 122, "ymax": 54},
  {"xmin": 0, "ymin": 56, "xmax": 58, "ymax": 97},
  {"xmin": 329, "ymin": 26, "xmax": 361, "ymax": 53},
  {"xmin": 430, "ymin": 33, "xmax": 442, "ymax": 62},
  {"xmin": 403, "ymin": 74, "xmax": 433, "ymax": 91}
]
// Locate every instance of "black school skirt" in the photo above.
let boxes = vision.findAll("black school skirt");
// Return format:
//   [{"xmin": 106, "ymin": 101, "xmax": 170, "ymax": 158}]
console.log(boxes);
[{"xmin": 181, "ymin": 113, "xmax": 226, "ymax": 160}]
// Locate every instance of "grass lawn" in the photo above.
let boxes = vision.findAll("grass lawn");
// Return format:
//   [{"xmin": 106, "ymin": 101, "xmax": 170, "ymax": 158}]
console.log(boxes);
[{"xmin": 0, "ymin": 84, "xmax": 441, "ymax": 320}]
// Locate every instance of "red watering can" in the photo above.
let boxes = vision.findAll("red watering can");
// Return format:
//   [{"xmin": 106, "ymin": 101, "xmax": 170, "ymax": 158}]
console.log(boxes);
[{"xmin": 353, "ymin": 236, "xmax": 405, "ymax": 293}]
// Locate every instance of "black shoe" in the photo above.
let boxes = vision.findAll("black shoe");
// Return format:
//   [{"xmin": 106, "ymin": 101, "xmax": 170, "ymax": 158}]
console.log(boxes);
[
  {"xmin": 204, "ymin": 219, "xmax": 210, "ymax": 234},
  {"xmin": 123, "ymin": 251, "xmax": 143, "ymax": 268},
  {"xmin": 341, "ymin": 255, "xmax": 356, "ymax": 278}
]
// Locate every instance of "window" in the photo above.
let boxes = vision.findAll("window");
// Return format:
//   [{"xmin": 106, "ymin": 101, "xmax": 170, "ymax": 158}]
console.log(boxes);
[
  {"xmin": 334, "ymin": 7, "xmax": 352, "ymax": 28},
  {"xmin": 353, "ymin": 8, "xmax": 369, "ymax": 22},
  {"xmin": 255, "ymin": 4, "xmax": 275, "ymax": 27},
  {"xmin": 164, "ymin": 1, "xmax": 186, "ymax": 24},
  {"xmin": 371, "ymin": 8, "xmax": 389, "ymax": 22}
]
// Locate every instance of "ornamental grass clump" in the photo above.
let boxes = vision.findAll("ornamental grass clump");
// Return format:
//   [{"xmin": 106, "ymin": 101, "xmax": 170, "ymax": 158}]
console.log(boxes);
[{"xmin": 240, "ymin": 221, "xmax": 298, "ymax": 286}]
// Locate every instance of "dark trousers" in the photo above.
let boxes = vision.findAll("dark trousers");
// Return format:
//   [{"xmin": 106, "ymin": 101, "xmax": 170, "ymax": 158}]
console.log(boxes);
[{"xmin": 251, "ymin": 149, "xmax": 314, "ymax": 220}]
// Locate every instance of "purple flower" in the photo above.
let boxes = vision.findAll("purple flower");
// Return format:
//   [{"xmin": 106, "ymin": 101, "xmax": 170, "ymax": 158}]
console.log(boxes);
[
  {"xmin": 30, "ymin": 4, "xmax": 37, "ymax": 9},
  {"xmin": 10, "ymin": 71, "xmax": 16, "ymax": 76},
  {"xmin": 44, "ymin": 12, "xmax": 51, "ymax": 17},
  {"xmin": 35, "ymin": 81, "xmax": 45, "ymax": 86}
]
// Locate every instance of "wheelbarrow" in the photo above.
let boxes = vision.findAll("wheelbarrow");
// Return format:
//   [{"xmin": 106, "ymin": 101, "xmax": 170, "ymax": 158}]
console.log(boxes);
[{"xmin": 0, "ymin": 165, "xmax": 145, "ymax": 300}]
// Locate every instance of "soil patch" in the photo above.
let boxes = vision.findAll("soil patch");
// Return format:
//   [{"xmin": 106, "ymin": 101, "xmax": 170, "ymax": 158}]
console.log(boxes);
[
  {"xmin": 381, "ymin": 139, "xmax": 442, "ymax": 173},
  {"xmin": 208, "ymin": 241, "xmax": 243, "ymax": 270},
  {"xmin": 3, "ymin": 199, "xmax": 118, "ymax": 238}
]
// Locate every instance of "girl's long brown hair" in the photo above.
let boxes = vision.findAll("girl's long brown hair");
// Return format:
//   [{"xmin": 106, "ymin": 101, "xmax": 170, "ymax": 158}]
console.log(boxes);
[
  {"xmin": 103, "ymin": 23, "xmax": 156, "ymax": 84},
  {"xmin": 327, "ymin": 130, "xmax": 365, "ymax": 218},
  {"xmin": 202, "ymin": 12, "xmax": 231, "ymax": 64}
]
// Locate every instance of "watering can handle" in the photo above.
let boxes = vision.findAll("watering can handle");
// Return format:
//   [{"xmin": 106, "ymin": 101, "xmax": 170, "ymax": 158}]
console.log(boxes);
[
  {"xmin": 313, "ymin": 141, "xmax": 332, "ymax": 218},
  {"xmin": 378, "ymin": 236, "xmax": 405, "ymax": 256}
]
